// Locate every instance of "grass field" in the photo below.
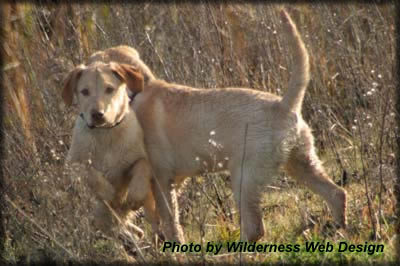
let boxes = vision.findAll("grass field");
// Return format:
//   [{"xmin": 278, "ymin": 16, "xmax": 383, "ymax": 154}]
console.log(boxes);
[{"xmin": 1, "ymin": 2, "xmax": 398, "ymax": 264}]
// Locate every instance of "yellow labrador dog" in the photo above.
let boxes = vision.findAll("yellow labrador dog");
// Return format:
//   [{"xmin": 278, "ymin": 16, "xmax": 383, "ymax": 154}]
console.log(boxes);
[
  {"xmin": 63, "ymin": 46, "xmax": 158, "ymax": 237},
  {"xmin": 126, "ymin": 10, "xmax": 347, "ymax": 243}
]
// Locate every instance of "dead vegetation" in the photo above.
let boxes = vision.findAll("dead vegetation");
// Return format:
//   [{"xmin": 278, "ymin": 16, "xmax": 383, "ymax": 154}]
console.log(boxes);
[{"xmin": 1, "ymin": 2, "xmax": 397, "ymax": 264}]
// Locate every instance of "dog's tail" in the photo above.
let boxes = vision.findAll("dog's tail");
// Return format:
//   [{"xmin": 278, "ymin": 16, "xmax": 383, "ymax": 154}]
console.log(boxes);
[{"xmin": 279, "ymin": 9, "xmax": 310, "ymax": 114}]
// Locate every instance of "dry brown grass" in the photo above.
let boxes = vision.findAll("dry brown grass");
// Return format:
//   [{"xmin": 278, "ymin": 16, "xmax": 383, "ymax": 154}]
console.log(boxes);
[{"xmin": 1, "ymin": 2, "xmax": 397, "ymax": 264}]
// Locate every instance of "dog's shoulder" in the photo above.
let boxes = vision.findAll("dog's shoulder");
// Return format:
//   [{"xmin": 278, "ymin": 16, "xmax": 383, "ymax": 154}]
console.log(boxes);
[
  {"xmin": 108, "ymin": 45, "xmax": 140, "ymax": 58},
  {"xmin": 87, "ymin": 46, "xmax": 155, "ymax": 83},
  {"xmin": 86, "ymin": 46, "xmax": 139, "ymax": 64}
]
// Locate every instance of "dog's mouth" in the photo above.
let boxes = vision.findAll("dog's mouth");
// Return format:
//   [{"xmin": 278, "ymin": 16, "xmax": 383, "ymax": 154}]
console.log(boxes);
[
  {"xmin": 80, "ymin": 113, "xmax": 125, "ymax": 130},
  {"xmin": 88, "ymin": 123, "xmax": 106, "ymax": 129},
  {"xmin": 90, "ymin": 120, "xmax": 107, "ymax": 128}
]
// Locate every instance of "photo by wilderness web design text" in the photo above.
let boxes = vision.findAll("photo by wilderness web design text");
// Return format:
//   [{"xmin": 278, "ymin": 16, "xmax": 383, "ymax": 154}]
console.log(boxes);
[{"xmin": 162, "ymin": 241, "xmax": 384, "ymax": 255}]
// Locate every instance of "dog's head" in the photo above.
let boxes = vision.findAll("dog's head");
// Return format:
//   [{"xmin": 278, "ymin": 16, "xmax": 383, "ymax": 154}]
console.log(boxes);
[{"xmin": 62, "ymin": 62, "xmax": 144, "ymax": 128}]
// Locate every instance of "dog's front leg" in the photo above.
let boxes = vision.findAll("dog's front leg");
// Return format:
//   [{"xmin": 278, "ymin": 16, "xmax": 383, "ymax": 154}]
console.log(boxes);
[
  {"xmin": 66, "ymin": 132, "xmax": 116, "ymax": 202},
  {"xmin": 87, "ymin": 166, "xmax": 116, "ymax": 202},
  {"xmin": 66, "ymin": 153, "xmax": 116, "ymax": 204},
  {"xmin": 142, "ymin": 186, "xmax": 162, "ymax": 242},
  {"xmin": 153, "ymin": 173, "xmax": 185, "ymax": 243},
  {"xmin": 112, "ymin": 159, "xmax": 147, "ymax": 209},
  {"xmin": 85, "ymin": 166, "xmax": 122, "ymax": 235}
]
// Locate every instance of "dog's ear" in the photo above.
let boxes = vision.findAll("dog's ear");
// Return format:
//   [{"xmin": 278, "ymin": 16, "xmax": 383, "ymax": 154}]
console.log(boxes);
[
  {"xmin": 110, "ymin": 62, "xmax": 144, "ymax": 95},
  {"xmin": 62, "ymin": 65, "xmax": 85, "ymax": 106}
]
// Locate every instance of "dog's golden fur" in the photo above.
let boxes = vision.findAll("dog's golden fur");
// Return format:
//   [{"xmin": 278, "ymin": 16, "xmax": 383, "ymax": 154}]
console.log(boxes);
[
  {"xmin": 63, "ymin": 46, "xmax": 158, "ymax": 237},
  {"xmin": 129, "ymin": 9, "xmax": 347, "ymax": 242},
  {"xmin": 87, "ymin": 45, "xmax": 155, "ymax": 83}
]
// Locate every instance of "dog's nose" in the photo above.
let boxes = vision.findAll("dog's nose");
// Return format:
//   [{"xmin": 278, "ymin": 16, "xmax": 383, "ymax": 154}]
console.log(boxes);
[{"xmin": 91, "ymin": 110, "xmax": 104, "ymax": 121}]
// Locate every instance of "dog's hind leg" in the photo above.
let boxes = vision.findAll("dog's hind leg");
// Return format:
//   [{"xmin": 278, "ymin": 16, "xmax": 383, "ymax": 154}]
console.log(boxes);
[
  {"xmin": 284, "ymin": 129, "xmax": 347, "ymax": 229},
  {"xmin": 230, "ymin": 160, "xmax": 276, "ymax": 242}
]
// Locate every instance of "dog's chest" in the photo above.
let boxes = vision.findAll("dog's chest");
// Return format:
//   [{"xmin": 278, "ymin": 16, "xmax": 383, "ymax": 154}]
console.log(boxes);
[{"xmin": 84, "ymin": 132, "xmax": 131, "ymax": 177}]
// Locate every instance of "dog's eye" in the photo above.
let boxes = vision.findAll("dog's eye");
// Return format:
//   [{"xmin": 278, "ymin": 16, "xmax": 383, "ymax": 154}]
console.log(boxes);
[
  {"xmin": 81, "ymin": 88, "xmax": 89, "ymax": 96},
  {"xmin": 106, "ymin": 87, "xmax": 115, "ymax": 94}
]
